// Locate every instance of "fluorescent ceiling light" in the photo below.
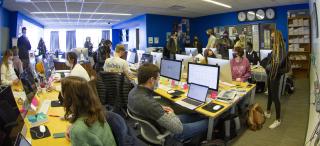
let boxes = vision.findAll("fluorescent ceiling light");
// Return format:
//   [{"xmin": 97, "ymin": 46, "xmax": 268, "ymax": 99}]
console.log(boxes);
[
  {"xmin": 31, "ymin": 11, "xmax": 132, "ymax": 16},
  {"xmin": 39, "ymin": 18, "xmax": 120, "ymax": 21},
  {"xmin": 202, "ymin": 0, "xmax": 232, "ymax": 8}
]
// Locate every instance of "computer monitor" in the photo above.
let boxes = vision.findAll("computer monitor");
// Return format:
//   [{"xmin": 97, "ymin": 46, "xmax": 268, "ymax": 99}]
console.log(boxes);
[
  {"xmin": 72, "ymin": 48, "xmax": 88, "ymax": 61},
  {"xmin": 126, "ymin": 51, "xmax": 137, "ymax": 64},
  {"xmin": 151, "ymin": 52, "xmax": 163, "ymax": 67},
  {"xmin": 140, "ymin": 54, "xmax": 153, "ymax": 65},
  {"xmin": 187, "ymin": 83, "xmax": 209, "ymax": 102},
  {"xmin": 260, "ymin": 49, "xmax": 272, "ymax": 61},
  {"xmin": 185, "ymin": 48, "xmax": 198, "ymax": 56},
  {"xmin": 137, "ymin": 50, "xmax": 145, "ymax": 63},
  {"xmin": 207, "ymin": 58, "xmax": 233, "ymax": 83},
  {"xmin": 160, "ymin": 59, "xmax": 182, "ymax": 81},
  {"xmin": 14, "ymin": 133, "xmax": 31, "ymax": 146},
  {"xmin": 0, "ymin": 86, "xmax": 25, "ymax": 146},
  {"xmin": 42, "ymin": 59, "xmax": 52, "ymax": 79},
  {"xmin": 20, "ymin": 69, "xmax": 37, "ymax": 102},
  {"xmin": 175, "ymin": 54, "xmax": 193, "ymax": 73},
  {"xmin": 188, "ymin": 63, "xmax": 220, "ymax": 91}
]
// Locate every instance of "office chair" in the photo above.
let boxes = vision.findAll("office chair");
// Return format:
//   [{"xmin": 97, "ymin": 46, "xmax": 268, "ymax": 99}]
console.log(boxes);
[{"xmin": 127, "ymin": 109, "xmax": 171, "ymax": 146}]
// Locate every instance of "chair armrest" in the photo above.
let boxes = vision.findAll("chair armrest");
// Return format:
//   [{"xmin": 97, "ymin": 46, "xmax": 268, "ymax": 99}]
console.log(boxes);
[{"xmin": 156, "ymin": 131, "xmax": 171, "ymax": 140}]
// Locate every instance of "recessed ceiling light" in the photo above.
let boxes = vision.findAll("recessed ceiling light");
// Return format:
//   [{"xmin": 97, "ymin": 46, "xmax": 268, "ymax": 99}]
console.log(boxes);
[
  {"xmin": 31, "ymin": 11, "xmax": 132, "ymax": 16},
  {"xmin": 39, "ymin": 18, "xmax": 120, "ymax": 21},
  {"xmin": 202, "ymin": 0, "xmax": 232, "ymax": 8}
]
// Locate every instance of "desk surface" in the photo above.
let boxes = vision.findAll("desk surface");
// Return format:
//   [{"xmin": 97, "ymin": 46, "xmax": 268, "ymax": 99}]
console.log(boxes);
[
  {"xmin": 12, "ymin": 83, "xmax": 70, "ymax": 146},
  {"xmin": 155, "ymin": 78, "xmax": 256, "ymax": 118}
]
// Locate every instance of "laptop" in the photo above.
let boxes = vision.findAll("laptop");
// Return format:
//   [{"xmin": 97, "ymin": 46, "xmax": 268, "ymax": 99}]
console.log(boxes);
[
  {"xmin": 176, "ymin": 84, "xmax": 209, "ymax": 110},
  {"xmin": 14, "ymin": 133, "xmax": 31, "ymax": 146}
]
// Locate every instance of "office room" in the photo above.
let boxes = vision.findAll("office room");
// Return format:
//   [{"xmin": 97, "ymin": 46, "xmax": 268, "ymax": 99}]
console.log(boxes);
[{"xmin": 0, "ymin": 0, "xmax": 319, "ymax": 145}]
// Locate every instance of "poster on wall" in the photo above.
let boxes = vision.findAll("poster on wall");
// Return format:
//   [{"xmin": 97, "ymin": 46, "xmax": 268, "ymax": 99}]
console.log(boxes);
[
  {"xmin": 154, "ymin": 37, "xmax": 159, "ymax": 44},
  {"xmin": 252, "ymin": 25, "xmax": 259, "ymax": 51},
  {"xmin": 148, "ymin": 37, "xmax": 153, "ymax": 44}
]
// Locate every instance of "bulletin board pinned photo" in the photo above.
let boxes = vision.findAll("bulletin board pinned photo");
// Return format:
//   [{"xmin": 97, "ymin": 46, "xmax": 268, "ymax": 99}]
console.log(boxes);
[{"xmin": 148, "ymin": 37, "xmax": 153, "ymax": 44}]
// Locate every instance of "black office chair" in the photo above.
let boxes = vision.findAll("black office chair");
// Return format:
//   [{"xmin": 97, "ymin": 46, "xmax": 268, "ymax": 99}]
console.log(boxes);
[{"xmin": 127, "ymin": 109, "xmax": 171, "ymax": 146}]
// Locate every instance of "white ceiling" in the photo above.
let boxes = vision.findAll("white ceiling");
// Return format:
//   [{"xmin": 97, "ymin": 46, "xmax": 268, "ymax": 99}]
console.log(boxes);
[{"xmin": 3, "ymin": 0, "xmax": 308, "ymax": 28}]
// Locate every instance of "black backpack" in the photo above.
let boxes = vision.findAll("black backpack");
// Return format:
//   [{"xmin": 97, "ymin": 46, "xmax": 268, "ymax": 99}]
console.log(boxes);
[{"xmin": 285, "ymin": 78, "xmax": 295, "ymax": 94}]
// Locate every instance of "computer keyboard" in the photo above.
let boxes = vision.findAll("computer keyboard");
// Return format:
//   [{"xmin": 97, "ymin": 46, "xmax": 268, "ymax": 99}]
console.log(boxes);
[
  {"xmin": 158, "ymin": 84, "xmax": 171, "ymax": 91},
  {"xmin": 38, "ymin": 100, "xmax": 51, "ymax": 114},
  {"xmin": 182, "ymin": 98, "xmax": 203, "ymax": 106},
  {"xmin": 176, "ymin": 100, "xmax": 198, "ymax": 110},
  {"xmin": 220, "ymin": 81, "xmax": 235, "ymax": 87}
]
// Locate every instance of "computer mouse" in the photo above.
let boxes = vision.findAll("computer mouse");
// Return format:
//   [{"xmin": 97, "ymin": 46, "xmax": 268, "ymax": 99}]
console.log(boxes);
[
  {"xmin": 167, "ymin": 90, "xmax": 175, "ymax": 94},
  {"xmin": 39, "ymin": 125, "xmax": 46, "ymax": 133},
  {"xmin": 213, "ymin": 105, "xmax": 221, "ymax": 110}
]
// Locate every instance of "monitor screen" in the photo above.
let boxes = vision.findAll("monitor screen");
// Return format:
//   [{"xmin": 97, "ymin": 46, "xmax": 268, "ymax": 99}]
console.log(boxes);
[
  {"xmin": 0, "ymin": 86, "xmax": 25, "ymax": 146},
  {"xmin": 187, "ymin": 84, "xmax": 208, "ymax": 102},
  {"xmin": 160, "ymin": 59, "xmax": 182, "ymax": 81},
  {"xmin": 20, "ymin": 69, "xmax": 37, "ymax": 102},
  {"xmin": 260, "ymin": 50, "xmax": 272, "ymax": 61},
  {"xmin": 127, "ymin": 51, "xmax": 136, "ymax": 64},
  {"xmin": 140, "ymin": 54, "xmax": 153, "ymax": 65},
  {"xmin": 43, "ymin": 59, "xmax": 52, "ymax": 79},
  {"xmin": 188, "ymin": 63, "xmax": 220, "ymax": 90},
  {"xmin": 185, "ymin": 48, "xmax": 198, "ymax": 56},
  {"xmin": 14, "ymin": 133, "xmax": 31, "ymax": 146}
]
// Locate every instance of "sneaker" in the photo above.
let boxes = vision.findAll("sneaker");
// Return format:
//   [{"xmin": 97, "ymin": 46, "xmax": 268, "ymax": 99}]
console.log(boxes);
[
  {"xmin": 269, "ymin": 120, "xmax": 281, "ymax": 129},
  {"xmin": 264, "ymin": 90, "xmax": 268, "ymax": 95},
  {"xmin": 264, "ymin": 112, "xmax": 271, "ymax": 118}
]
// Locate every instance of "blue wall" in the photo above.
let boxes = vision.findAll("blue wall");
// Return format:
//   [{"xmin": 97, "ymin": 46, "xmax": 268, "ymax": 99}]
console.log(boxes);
[
  {"xmin": 191, "ymin": 3, "xmax": 309, "ymax": 48},
  {"xmin": 112, "ymin": 15, "xmax": 147, "ymax": 50},
  {"xmin": 15, "ymin": 12, "xmax": 44, "ymax": 37},
  {"xmin": 146, "ymin": 14, "xmax": 183, "ymax": 47}
]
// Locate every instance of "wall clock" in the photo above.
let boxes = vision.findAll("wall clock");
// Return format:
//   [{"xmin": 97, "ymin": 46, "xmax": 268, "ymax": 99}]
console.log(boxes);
[
  {"xmin": 256, "ymin": 9, "xmax": 265, "ymax": 20},
  {"xmin": 266, "ymin": 8, "xmax": 275, "ymax": 19},
  {"xmin": 238, "ymin": 12, "xmax": 246, "ymax": 22},
  {"xmin": 247, "ymin": 11, "xmax": 256, "ymax": 21}
]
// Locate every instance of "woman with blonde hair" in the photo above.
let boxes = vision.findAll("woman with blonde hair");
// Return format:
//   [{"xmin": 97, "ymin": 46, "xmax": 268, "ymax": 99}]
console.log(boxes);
[
  {"xmin": 264, "ymin": 30, "xmax": 290, "ymax": 129},
  {"xmin": 1, "ymin": 49, "xmax": 19, "ymax": 85}
]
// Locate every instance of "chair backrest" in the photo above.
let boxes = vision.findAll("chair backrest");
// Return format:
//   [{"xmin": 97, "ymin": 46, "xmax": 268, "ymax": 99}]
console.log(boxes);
[
  {"xmin": 127, "ymin": 109, "xmax": 162, "ymax": 144},
  {"xmin": 97, "ymin": 72, "xmax": 123, "ymax": 106},
  {"xmin": 106, "ymin": 111, "xmax": 138, "ymax": 146}
]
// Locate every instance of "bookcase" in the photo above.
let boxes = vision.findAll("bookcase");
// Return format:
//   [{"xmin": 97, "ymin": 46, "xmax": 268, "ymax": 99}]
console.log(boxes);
[{"xmin": 288, "ymin": 10, "xmax": 311, "ymax": 78}]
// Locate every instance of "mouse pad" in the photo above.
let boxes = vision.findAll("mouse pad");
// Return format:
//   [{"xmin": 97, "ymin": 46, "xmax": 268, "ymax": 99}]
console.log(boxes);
[
  {"xmin": 30, "ymin": 126, "xmax": 51, "ymax": 139},
  {"xmin": 170, "ymin": 90, "xmax": 184, "ymax": 96},
  {"xmin": 202, "ymin": 103, "xmax": 224, "ymax": 113},
  {"xmin": 51, "ymin": 100, "xmax": 62, "ymax": 107}
]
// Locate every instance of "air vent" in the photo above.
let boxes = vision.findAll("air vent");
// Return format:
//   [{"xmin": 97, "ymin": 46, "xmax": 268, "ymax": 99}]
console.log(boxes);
[
  {"xmin": 64, "ymin": 0, "xmax": 84, "ymax": 2},
  {"xmin": 168, "ymin": 5, "xmax": 186, "ymax": 10}
]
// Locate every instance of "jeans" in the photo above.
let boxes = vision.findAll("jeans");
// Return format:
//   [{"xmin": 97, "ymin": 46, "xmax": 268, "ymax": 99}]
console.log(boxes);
[
  {"xmin": 267, "ymin": 74, "xmax": 282, "ymax": 120},
  {"xmin": 174, "ymin": 114, "xmax": 208, "ymax": 141}
]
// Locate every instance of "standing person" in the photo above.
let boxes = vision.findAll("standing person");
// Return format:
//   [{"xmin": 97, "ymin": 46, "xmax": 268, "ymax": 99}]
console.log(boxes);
[
  {"xmin": 66, "ymin": 52, "xmax": 90, "ymax": 81},
  {"xmin": 234, "ymin": 34, "xmax": 246, "ymax": 49},
  {"xmin": 205, "ymin": 29, "xmax": 217, "ymax": 50},
  {"xmin": 12, "ymin": 46, "xmax": 24, "ymax": 75},
  {"xmin": 1, "ymin": 50, "xmax": 19, "ymax": 86},
  {"xmin": 17, "ymin": 27, "xmax": 32, "ymax": 69},
  {"xmin": 264, "ymin": 31, "xmax": 290, "ymax": 129},
  {"xmin": 37, "ymin": 38, "xmax": 47, "ymax": 59},
  {"xmin": 193, "ymin": 36, "xmax": 203, "ymax": 54},
  {"xmin": 217, "ymin": 31, "xmax": 233, "ymax": 59},
  {"xmin": 168, "ymin": 31, "xmax": 180, "ymax": 59},
  {"xmin": 84, "ymin": 37, "xmax": 93, "ymax": 57},
  {"xmin": 96, "ymin": 40, "xmax": 112, "ymax": 72},
  {"xmin": 128, "ymin": 63, "xmax": 208, "ymax": 141},
  {"xmin": 230, "ymin": 47, "xmax": 251, "ymax": 82},
  {"xmin": 61, "ymin": 76, "xmax": 116, "ymax": 146},
  {"xmin": 245, "ymin": 42, "xmax": 259, "ymax": 65}
]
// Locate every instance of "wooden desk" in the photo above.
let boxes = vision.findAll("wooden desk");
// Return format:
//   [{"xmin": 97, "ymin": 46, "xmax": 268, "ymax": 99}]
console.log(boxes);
[
  {"xmin": 12, "ymin": 83, "xmax": 70, "ymax": 146},
  {"xmin": 154, "ymin": 78, "xmax": 256, "ymax": 140}
]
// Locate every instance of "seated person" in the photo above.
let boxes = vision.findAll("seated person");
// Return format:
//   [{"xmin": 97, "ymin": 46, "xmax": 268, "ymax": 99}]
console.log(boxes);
[
  {"xmin": 1, "ymin": 50, "xmax": 19, "ymax": 86},
  {"xmin": 128, "ymin": 63, "xmax": 208, "ymax": 141},
  {"xmin": 62, "ymin": 76, "xmax": 116, "ymax": 146},
  {"xmin": 200, "ymin": 48, "xmax": 216, "ymax": 64},
  {"xmin": 12, "ymin": 46, "xmax": 23, "ymax": 75},
  {"xmin": 66, "ymin": 52, "xmax": 90, "ymax": 81},
  {"xmin": 245, "ymin": 42, "xmax": 259, "ymax": 65},
  {"xmin": 103, "ymin": 44, "xmax": 134, "ymax": 80},
  {"xmin": 230, "ymin": 47, "xmax": 251, "ymax": 82}
]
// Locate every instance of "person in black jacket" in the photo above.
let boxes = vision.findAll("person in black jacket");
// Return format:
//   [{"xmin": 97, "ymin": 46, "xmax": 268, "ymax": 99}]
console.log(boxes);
[
  {"xmin": 37, "ymin": 38, "xmax": 47, "ymax": 59},
  {"xmin": 263, "ymin": 30, "xmax": 290, "ymax": 129},
  {"xmin": 193, "ymin": 36, "xmax": 203, "ymax": 54},
  {"xmin": 18, "ymin": 27, "xmax": 31, "ymax": 69},
  {"xmin": 84, "ymin": 37, "xmax": 93, "ymax": 57},
  {"xmin": 245, "ymin": 42, "xmax": 259, "ymax": 65},
  {"xmin": 95, "ymin": 40, "xmax": 112, "ymax": 72}
]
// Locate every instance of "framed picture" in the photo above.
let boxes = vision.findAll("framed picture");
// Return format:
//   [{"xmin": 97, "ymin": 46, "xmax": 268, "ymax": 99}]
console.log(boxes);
[{"xmin": 313, "ymin": 2, "xmax": 319, "ymax": 38}]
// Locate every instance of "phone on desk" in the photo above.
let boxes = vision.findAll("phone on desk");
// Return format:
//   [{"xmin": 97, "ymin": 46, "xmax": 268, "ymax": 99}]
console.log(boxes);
[{"xmin": 53, "ymin": 132, "xmax": 65, "ymax": 138}]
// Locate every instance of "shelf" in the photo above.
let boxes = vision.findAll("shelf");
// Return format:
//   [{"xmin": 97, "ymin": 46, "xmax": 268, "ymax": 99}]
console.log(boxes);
[
  {"xmin": 288, "ymin": 16, "xmax": 311, "ymax": 20},
  {"xmin": 288, "ymin": 25, "xmax": 310, "ymax": 28},
  {"xmin": 289, "ymin": 51, "xmax": 309, "ymax": 53}
]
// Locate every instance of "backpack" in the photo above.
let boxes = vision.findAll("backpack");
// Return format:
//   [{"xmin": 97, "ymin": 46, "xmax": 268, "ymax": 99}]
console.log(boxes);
[
  {"xmin": 285, "ymin": 78, "xmax": 295, "ymax": 94},
  {"xmin": 247, "ymin": 103, "xmax": 265, "ymax": 131}
]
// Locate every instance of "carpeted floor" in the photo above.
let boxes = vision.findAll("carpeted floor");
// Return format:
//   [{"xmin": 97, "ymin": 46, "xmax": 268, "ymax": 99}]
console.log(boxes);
[{"xmin": 231, "ymin": 78, "xmax": 310, "ymax": 146}]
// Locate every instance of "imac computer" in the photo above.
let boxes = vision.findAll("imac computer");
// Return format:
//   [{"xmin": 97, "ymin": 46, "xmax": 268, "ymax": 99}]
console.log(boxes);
[
  {"xmin": 160, "ymin": 59, "xmax": 182, "ymax": 81},
  {"xmin": 175, "ymin": 54, "xmax": 193, "ymax": 73},
  {"xmin": 260, "ymin": 49, "xmax": 272, "ymax": 61},
  {"xmin": 127, "ymin": 51, "xmax": 137, "ymax": 64},
  {"xmin": 207, "ymin": 58, "xmax": 233, "ymax": 84},
  {"xmin": 185, "ymin": 48, "xmax": 198, "ymax": 56},
  {"xmin": 151, "ymin": 52, "xmax": 163, "ymax": 67},
  {"xmin": 140, "ymin": 54, "xmax": 153, "ymax": 65},
  {"xmin": 0, "ymin": 86, "xmax": 25, "ymax": 146},
  {"xmin": 188, "ymin": 63, "xmax": 220, "ymax": 91},
  {"xmin": 137, "ymin": 50, "xmax": 146, "ymax": 64},
  {"xmin": 72, "ymin": 48, "xmax": 88, "ymax": 61}
]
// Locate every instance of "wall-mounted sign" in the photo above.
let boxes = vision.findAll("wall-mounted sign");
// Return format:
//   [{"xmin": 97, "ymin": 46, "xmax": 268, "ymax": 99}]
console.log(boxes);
[{"xmin": 148, "ymin": 37, "xmax": 153, "ymax": 44}]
